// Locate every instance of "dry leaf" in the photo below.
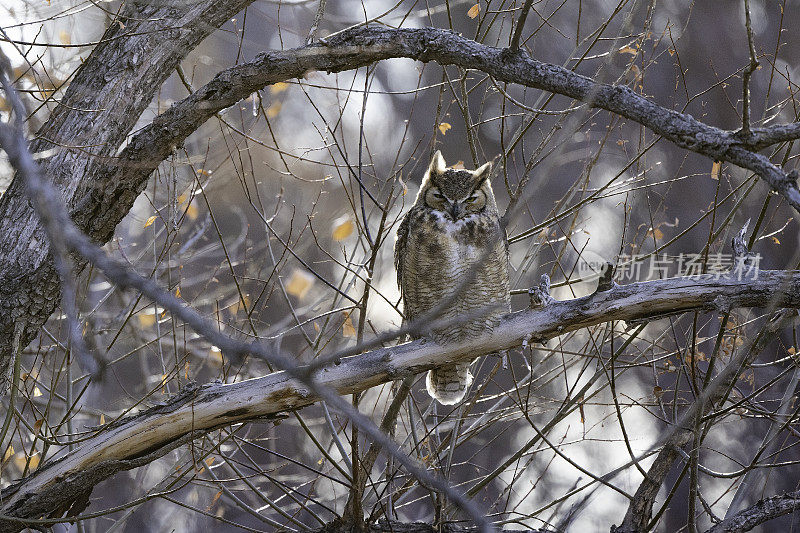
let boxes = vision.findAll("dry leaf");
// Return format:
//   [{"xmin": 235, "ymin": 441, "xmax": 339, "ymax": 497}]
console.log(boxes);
[
  {"xmin": 138, "ymin": 312, "xmax": 156, "ymax": 328},
  {"xmin": 209, "ymin": 346, "xmax": 223, "ymax": 365},
  {"xmin": 270, "ymin": 82, "xmax": 289, "ymax": 94},
  {"xmin": 342, "ymin": 312, "xmax": 356, "ymax": 338},
  {"xmin": 2, "ymin": 446, "xmax": 14, "ymax": 463},
  {"xmin": 266, "ymin": 102, "xmax": 282, "ymax": 118},
  {"xmin": 32, "ymin": 387, "xmax": 42, "ymax": 397},
  {"xmin": 467, "ymin": 3, "xmax": 480, "ymax": 18},
  {"xmin": 186, "ymin": 201, "xmax": 199, "ymax": 221},
  {"xmin": 332, "ymin": 216, "xmax": 355, "ymax": 241},
  {"xmin": 144, "ymin": 215, "xmax": 157, "ymax": 228},
  {"xmin": 100, "ymin": 414, "xmax": 105, "ymax": 425},
  {"xmin": 438, "ymin": 122, "xmax": 452, "ymax": 135},
  {"xmin": 285, "ymin": 269, "xmax": 314, "ymax": 299},
  {"xmin": 653, "ymin": 386, "xmax": 664, "ymax": 400},
  {"xmin": 772, "ymin": 236, "xmax": 781, "ymax": 245},
  {"xmin": 618, "ymin": 45, "xmax": 637, "ymax": 56},
  {"xmin": 205, "ymin": 457, "xmax": 216, "ymax": 466},
  {"xmin": 788, "ymin": 347, "xmax": 797, "ymax": 355},
  {"xmin": 450, "ymin": 161, "xmax": 466, "ymax": 170},
  {"xmin": 711, "ymin": 160, "xmax": 721, "ymax": 180},
  {"xmin": 27, "ymin": 453, "xmax": 40, "ymax": 470},
  {"xmin": 33, "ymin": 419, "xmax": 44, "ymax": 434},
  {"xmin": 206, "ymin": 490, "xmax": 223, "ymax": 511}
]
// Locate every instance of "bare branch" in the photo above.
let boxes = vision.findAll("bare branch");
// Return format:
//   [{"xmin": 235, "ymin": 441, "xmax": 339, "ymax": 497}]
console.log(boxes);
[
  {"xmin": 704, "ymin": 490, "xmax": 800, "ymax": 533},
  {"xmin": 1, "ymin": 271, "xmax": 798, "ymax": 528}
]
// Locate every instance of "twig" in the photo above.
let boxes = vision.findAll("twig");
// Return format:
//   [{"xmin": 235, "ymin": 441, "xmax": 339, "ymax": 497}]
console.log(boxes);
[
  {"xmin": 508, "ymin": 0, "xmax": 535, "ymax": 50},
  {"xmin": 741, "ymin": 0, "xmax": 760, "ymax": 137},
  {"xmin": 306, "ymin": 0, "xmax": 327, "ymax": 44}
]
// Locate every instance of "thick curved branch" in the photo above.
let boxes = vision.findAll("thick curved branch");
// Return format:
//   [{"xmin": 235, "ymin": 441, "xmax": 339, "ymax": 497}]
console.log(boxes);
[
  {"xmin": 704, "ymin": 490, "xmax": 800, "ymax": 533},
  {"xmin": 0, "ymin": 0, "xmax": 255, "ymax": 391},
  {"xmin": 91, "ymin": 24, "xmax": 800, "ymax": 248},
  {"xmin": 3, "ymin": 22, "xmax": 800, "ymax": 394},
  {"xmin": 2, "ymin": 271, "xmax": 799, "ymax": 529}
]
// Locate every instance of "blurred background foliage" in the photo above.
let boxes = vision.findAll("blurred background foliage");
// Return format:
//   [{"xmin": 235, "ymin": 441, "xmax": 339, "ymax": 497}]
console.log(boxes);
[{"xmin": 1, "ymin": 0, "xmax": 799, "ymax": 531}]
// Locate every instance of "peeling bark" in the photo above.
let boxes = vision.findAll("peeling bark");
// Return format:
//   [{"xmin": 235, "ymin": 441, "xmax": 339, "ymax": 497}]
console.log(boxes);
[{"xmin": 0, "ymin": 272, "xmax": 798, "ymax": 530}]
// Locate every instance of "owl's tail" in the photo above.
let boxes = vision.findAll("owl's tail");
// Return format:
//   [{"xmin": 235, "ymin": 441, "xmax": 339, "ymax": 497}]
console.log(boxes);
[{"xmin": 426, "ymin": 362, "xmax": 473, "ymax": 405}]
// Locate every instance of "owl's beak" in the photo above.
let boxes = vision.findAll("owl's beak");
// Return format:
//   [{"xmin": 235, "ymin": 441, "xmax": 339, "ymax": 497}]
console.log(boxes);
[{"xmin": 449, "ymin": 202, "xmax": 462, "ymax": 219}]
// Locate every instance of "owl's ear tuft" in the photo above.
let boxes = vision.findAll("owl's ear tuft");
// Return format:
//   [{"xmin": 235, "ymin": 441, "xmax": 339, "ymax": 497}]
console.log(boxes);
[
  {"xmin": 472, "ymin": 161, "xmax": 492, "ymax": 183},
  {"xmin": 428, "ymin": 150, "xmax": 447, "ymax": 176}
]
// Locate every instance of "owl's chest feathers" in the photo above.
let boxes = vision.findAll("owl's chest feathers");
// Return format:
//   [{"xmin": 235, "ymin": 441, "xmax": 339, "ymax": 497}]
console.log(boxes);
[
  {"xmin": 426, "ymin": 210, "xmax": 494, "ymax": 253},
  {"xmin": 405, "ymin": 209, "xmax": 506, "ymax": 299}
]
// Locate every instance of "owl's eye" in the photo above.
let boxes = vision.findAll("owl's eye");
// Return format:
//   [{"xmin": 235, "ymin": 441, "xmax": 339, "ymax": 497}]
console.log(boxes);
[
  {"xmin": 467, "ymin": 194, "xmax": 478, "ymax": 203},
  {"xmin": 431, "ymin": 190, "xmax": 444, "ymax": 199}
]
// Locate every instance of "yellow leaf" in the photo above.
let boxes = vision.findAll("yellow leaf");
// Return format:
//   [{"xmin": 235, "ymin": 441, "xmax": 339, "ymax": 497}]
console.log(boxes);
[
  {"xmin": 138, "ymin": 312, "xmax": 156, "ymax": 328},
  {"xmin": 177, "ymin": 193, "xmax": 187, "ymax": 205},
  {"xmin": 342, "ymin": 312, "xmax": 356, "ymax": 338},
  {"xmin": 266, "ymin": 102, "xmax": 282, "ymax": 118},
  {"xmin": 27, "ymin": 453, "xmax": 40, "ymax": 470},
  {"xmin": 332, "ymin": 216, "xmax": 355, "ymax": 241},
  {"xmin": 209, "ymin": 346, "xmax": 223, "ymax": 365},
  {"xmin": 788, "ymin": 347, "xmax": 797, "ymax": 355},
  {"xmin": 205, "ymin": 457, "xmax": 216, "ymax": 466},
  {"xmin": 450, "ymin": 161, "xmax": 465, "ymax": 170},
  {"xmin": 58, "ymin": 30, "xmax": 71, "ymax": 45},
  {"xmin": 438, "ymin": 122, "xmax": 452, "ymax": 135},
  {"xmin": 184, "ymin": 360, "xmax": 190, "ymax": 379},
  {"xmin": 285, "ymin": 269, "xmax": 314, "ymax": 299},
  {"xmin": 33, "ymin": 387, "xmax": 42, "ymax": 397},
  {"xmin": 144, "ymin": 215, "xmax": 157, "ymax": 228},
  {"xmin": 206, "ymin": 490, "xmax": 223, "ymax": 511},
  {"xmin": 467, "ymin": 3, "xmax": 480, "ymax": 18},
  {"xmin": 196, "ymin": 168, "xmax": 212, "ymax": 176},
  {"xmin": 772, "ymin": 236, "xmax": 780, "ymax": 245},
  {"xmin": 186, "ymin": 202, "xmax": 199, "ymax": 221},
  {"xmin": 100, "ymin": 414, "xmax": 105, "ymax": 425},
  {"xmin": 711, "ymin": 161, "xmax": 721, "ymax": 180},
  {"xmin": 270, "ymin": 82, "xmax": 289, "ymax": 94},
  {"xmin": 2, "ymin": 446, "xmax": 14, "ymax": 463},
  {"xmin": 175, "ymin": 286, "xmax": 182, "ymax": 299},
  {"xmin": 618, "ymin": 45, "xmax": 638, "ymax": 56}
]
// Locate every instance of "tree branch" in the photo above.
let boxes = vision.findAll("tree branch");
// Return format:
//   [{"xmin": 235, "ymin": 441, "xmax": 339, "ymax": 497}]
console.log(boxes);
[
  {"xmin": 704, "ymin": 490, "xmax": 800, "ymax": 533},
  {"xmin": 0, "ymin": 0, "xmax": 255, "ymax": 392},
  {"xmin": 3, "ymin": 22, "xmax": 800, "ymax": 396},
  {"xmin": 1, "ymin": 271, "xmax": 799, "ymax": 529}
]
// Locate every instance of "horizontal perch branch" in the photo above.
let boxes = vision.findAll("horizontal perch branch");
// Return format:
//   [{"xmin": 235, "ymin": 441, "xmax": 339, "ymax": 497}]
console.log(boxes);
[{"xmin": 2, "ymin": 270, "xmax": 799, "ymax": 528}]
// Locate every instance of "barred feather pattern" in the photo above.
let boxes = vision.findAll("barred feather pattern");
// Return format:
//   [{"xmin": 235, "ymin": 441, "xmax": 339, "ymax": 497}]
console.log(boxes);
[{"xmin": 395, "ymin": 152, "xmax": 510, "ymax": 405}]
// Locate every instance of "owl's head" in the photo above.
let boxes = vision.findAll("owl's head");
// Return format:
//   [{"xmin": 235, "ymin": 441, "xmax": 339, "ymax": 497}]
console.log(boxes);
[{"xmin": 419, "ymin": 150, "xmax": 496, "ymax": 220}]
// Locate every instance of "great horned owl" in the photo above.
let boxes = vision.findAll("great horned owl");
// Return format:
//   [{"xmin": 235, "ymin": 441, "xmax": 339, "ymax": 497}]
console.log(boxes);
[{"xmin": 395, "ymin": 150, "xmax": 511, "ymax": 405}]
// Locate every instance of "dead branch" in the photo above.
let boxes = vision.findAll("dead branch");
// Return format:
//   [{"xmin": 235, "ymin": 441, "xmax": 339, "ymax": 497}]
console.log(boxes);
[
  {"xmin": 704, "ymin": 490, "xmax": 800, "ymax": 533},
  {"xmin": 0, "ymin": 271, "xmax": 798, "ymax": 530},
  {"xmin": 2, "ymin": 24, "xmax": 800, "ymax": 395}
]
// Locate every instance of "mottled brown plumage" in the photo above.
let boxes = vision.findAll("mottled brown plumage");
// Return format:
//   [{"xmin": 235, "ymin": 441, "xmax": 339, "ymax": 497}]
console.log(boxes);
[{"xmin": 395, "ymin": 151, "xmax": 511, "ymax": 404}]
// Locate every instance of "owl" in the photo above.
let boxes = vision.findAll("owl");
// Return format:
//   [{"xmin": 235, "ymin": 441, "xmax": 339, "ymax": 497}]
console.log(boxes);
[{"xmin": 395, "ymin": 150, "xmax": 511, "ymax": 405}]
